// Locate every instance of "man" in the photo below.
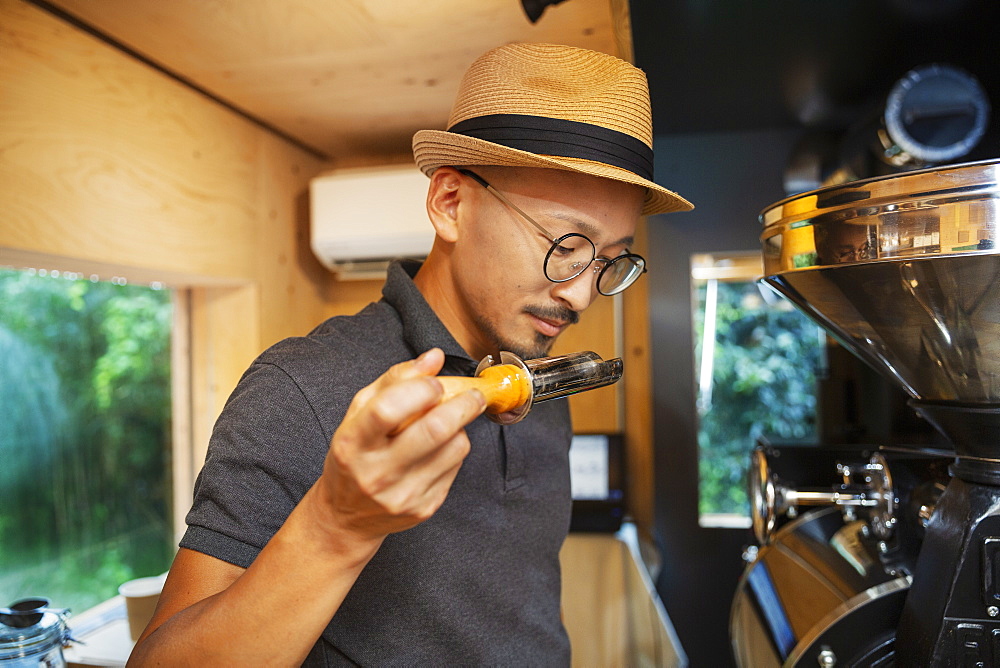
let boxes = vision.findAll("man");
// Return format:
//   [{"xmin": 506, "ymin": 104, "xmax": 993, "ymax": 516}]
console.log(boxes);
[{"xmin": 128, "ymin": 42, "xmax": 691, "ymax": 666}]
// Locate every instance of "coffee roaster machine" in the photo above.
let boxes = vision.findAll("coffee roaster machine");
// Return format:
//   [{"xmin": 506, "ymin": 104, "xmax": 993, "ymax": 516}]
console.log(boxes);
[{"xmin": 729, "ymin": 159, "xmax": 1000, "ymax": 666}]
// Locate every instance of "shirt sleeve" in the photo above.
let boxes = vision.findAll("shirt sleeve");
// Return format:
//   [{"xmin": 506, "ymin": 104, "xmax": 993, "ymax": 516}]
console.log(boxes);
[{"xmin": 179, "ymin": 360, "xmax": 330, "ymax": 568}]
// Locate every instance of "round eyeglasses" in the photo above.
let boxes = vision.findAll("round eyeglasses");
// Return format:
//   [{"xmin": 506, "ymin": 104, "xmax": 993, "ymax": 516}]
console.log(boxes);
[{"xmin": 458, "ymin": 169, "xmax": 647, "ymax": 296}]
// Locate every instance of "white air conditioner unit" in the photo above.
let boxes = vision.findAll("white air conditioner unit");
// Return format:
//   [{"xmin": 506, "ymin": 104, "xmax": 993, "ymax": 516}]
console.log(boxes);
[{"xmin": 310, "ymin": 165, "xmax": 433, "ymax": 279}]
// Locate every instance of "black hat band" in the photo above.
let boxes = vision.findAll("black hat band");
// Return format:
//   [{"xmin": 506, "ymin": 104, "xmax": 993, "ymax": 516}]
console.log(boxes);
[{"xmin": 447, "ymin": 114, "xmax": 654, "ymax": 181}]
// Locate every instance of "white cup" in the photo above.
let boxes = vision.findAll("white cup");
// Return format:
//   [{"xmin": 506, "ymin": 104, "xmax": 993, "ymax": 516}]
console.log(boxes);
[{"xmin": 118, "ymin": 574, "xmax": 166, "ymax": 642}]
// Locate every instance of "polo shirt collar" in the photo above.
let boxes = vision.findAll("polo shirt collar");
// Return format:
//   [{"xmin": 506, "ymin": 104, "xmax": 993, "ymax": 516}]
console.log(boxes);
[{"xmin": 382, "ymin": 260, "xmax": 476, "ymax": 370}]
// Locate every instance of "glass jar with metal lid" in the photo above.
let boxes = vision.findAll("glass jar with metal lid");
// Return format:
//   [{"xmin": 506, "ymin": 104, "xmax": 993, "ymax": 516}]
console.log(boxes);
[{"xmin": 0, "ymin": 598, "xmax": 70, "ymax": 667}]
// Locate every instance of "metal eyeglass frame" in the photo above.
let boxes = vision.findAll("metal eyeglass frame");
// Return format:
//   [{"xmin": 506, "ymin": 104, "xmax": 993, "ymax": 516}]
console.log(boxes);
[{"xmin": 456, "ymin": 168, "xmax": 647, "ymax": 296}]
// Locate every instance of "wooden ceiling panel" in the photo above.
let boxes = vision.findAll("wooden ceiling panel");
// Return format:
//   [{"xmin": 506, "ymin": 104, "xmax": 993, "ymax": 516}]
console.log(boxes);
[{"xmin": 45, "ymin": 0, "xmax": 628, "ymax": 164}]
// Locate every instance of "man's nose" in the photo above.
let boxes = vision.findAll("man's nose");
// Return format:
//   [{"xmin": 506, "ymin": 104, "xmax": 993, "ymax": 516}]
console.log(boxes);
[{"xmin": 549, "ymin": 265, "xmax": 599, "ymax": 313}]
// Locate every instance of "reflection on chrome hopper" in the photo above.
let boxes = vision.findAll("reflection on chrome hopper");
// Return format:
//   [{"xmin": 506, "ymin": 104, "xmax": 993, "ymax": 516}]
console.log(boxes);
[{"xmin": 731, "ymin": 159, "xmax": 1000, "ymax": 666}]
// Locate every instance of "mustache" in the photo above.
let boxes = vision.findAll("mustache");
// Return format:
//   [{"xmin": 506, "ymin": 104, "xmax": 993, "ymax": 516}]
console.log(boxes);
[{"xmin": 523, "ymin": 304, "xmax": 580, "ymax": 327}]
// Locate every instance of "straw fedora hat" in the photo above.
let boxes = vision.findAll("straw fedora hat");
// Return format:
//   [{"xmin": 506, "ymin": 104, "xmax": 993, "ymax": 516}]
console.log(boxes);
[{"xmin": 412, "ymin": 43, "xmax": 692, "ymax": 216}]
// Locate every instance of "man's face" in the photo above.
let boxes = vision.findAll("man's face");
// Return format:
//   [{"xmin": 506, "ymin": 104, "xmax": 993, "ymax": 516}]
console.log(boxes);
[
  {"xmin": 815, "ymin": 222, "xmax": 873, "ymax": 264},
  {"xmin": 448, "ymin": 166, "xmax": 644, "ymax": 360}
]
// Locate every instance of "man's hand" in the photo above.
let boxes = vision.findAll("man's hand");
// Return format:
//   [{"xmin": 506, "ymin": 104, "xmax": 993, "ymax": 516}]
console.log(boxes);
[{"xmin": 314, "ymin": 348, "xmax": 486, "ymax": 542}]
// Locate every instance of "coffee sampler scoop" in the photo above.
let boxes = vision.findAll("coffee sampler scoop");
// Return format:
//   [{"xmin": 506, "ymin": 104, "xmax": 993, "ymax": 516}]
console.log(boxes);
[{"xmin": 436, "ymin": 350, "xmax": 624, "ymax": 425}]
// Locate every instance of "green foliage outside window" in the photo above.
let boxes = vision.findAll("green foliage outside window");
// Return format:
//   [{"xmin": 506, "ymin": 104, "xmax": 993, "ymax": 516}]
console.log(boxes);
[
  {"xmin": 0, "ymin": 268, "xmax": 173, "ymax": 613},
  {"xmin": 694, "ymin": 279, "xmax": 823, "ymax": 518}
]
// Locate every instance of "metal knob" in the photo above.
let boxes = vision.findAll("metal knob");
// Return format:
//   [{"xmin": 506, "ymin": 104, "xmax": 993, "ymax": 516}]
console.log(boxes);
[{"xmin": 749, "ymin": 447, "xmax": 896, "ymax": 544}]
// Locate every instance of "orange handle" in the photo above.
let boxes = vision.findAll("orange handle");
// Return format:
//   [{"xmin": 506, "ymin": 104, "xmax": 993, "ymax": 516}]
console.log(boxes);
[
  {"xmin": 393, "ymin": 364, "xmax": 532, "ymax": 434},
  {"xmin": 436, "ymin": 364, "xmax": 532, "ymax": 414}
]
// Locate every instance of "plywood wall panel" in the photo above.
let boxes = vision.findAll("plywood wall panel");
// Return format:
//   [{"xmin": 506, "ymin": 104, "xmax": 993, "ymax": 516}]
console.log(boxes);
[
  {"xmin": 1, "ymin": 0, "xmax": 261, "ymax": 281},
  {"xmin": 252, "ymin": 136, "xmax": 339, "ymax": 348},
  {"xmin": 46, "ymin": 0, "xmax": 624, "ymax": 159},
  {"xmin": 621, "ymin": 218, "xmax": 654, "ymax": 536}
]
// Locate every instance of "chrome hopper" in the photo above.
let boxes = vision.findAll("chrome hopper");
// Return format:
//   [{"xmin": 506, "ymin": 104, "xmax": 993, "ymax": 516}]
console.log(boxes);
[{"xmin": 733, "ymin": 159, "xmax": 1000, "ymax": 666}]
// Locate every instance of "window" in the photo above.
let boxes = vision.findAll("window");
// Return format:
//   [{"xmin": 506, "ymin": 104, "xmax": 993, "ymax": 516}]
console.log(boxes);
[
  {"xmin": 691, "ymin": 253, "xmax": 825, "ymax": 527},
  {"xmin": 0, "ymin": 267, "xmax": 174, "ymax": 613}
]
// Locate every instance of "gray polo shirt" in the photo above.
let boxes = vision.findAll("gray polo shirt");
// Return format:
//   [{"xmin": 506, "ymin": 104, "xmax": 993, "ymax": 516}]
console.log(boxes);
[{"xmin": 181, "ymin": 260, "xmax": 573, "ymax": 666}]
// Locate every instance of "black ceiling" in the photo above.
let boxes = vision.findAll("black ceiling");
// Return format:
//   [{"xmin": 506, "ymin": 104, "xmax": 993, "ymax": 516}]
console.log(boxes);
[{"xmin": 630, "ymin": 0, "xmax": 1000, "ymax": 150}]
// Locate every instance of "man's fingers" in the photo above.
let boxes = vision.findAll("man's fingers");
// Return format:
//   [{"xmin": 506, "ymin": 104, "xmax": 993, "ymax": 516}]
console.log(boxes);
[
  {"xmin": 345, "ymin": 376, "xmax": 445, "ymax": 445},
  {"xmin": 398, "ymin": 388, "xmax": 486, "ymax": 449},
  {"xmin": 364, "ymin": 349, "xmax": 444, "ymax": 396},
  {"xmin": 346, "ymin": 349, "xmax": 492, "ymax": 444},
  {"xmin": 346, "ymin": 349, "xmax": 444, "ymax": 421}
]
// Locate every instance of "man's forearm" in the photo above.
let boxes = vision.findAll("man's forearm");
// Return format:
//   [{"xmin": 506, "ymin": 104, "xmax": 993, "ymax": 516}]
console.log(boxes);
[{"xmin": 127, "ymin": 484, "xmax": 382, "ymax": 666}]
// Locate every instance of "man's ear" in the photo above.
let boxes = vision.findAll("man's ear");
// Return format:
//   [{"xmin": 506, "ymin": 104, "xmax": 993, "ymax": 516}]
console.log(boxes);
[{"xmin": 425, "ymin": 167, "xmax": 464, "ymax": 243}]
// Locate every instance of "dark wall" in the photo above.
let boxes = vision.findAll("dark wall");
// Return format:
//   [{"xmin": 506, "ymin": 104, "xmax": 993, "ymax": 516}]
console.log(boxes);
[
  {"xmin": 630, "ymin": 0, "xmax": 1000, "ymax": 141},
  {"xmin": 646, "ymin": 128, "xmax": 801, "ymax": 666}
]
